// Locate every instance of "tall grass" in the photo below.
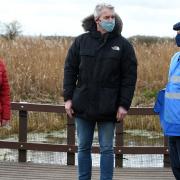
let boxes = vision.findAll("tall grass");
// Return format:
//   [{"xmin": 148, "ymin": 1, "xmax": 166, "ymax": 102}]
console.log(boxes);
[
  {"xmin": 0, "ymin": 36, "xmax": 178, "ymax": 133},
  {"xmin": 133, "ymin": 41, "xmax": 178, "ymax": 106},
  {"xmin": 0, "ymin": 36, "xmax": 73, "ymax": 103}
]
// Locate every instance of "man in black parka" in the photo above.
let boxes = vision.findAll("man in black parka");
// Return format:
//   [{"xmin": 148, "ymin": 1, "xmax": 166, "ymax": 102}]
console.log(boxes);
[{"xmin": 63, "ymin": 3, "xmax": 137, "ymax": 180}]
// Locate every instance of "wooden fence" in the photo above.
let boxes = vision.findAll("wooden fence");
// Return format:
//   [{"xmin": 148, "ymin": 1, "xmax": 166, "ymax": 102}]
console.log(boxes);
[{"xmin": 0, "ymin": 102, "xmax": 170, "ymax": 167}]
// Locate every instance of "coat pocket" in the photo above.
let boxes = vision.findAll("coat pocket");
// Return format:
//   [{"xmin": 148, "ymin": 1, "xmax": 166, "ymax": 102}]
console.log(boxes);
[
  {"xmin": 98, "ymin": 88, "xmax": 119, "ymax": 115},
  {"xmin": 80, "ymin": 49, "xmax": 95, "ymax": 56},
  {"xmin": 72, "ymin": 86, "xmax": 88, "ymax": 113}
]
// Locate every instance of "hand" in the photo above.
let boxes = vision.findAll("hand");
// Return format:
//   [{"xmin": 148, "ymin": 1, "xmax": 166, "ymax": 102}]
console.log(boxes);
[
  {"xmin": 116, "ymin": 106, "xmax": 127, "ymax": 122},
  {"xmin": 65, "ymin": 100, "xmax": 74, "ymax": 119},
  {"xmin": 1, "ymin": 120, "xmax": 11, "ymax": 130},
  {"xmin": 2, "ymin": 119, "xmax": 10, "ymax": 126}
]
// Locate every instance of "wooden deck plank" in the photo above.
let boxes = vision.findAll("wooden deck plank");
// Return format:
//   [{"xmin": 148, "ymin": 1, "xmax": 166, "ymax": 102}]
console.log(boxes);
[{"xmin": 0, "ymin": 162, "xmax": 175, "ymax": 180}]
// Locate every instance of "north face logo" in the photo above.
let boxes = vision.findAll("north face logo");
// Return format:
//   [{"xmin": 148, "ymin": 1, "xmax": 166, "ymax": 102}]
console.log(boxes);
[{"xmin": 112, "ymin": 46, "xmax": 120, "ymax": 51}]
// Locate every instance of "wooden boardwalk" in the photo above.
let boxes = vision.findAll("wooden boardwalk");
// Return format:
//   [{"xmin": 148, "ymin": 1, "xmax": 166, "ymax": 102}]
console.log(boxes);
[{"xmin": 0, "ymin": 162, "xmax": 175, "ymax": 180}]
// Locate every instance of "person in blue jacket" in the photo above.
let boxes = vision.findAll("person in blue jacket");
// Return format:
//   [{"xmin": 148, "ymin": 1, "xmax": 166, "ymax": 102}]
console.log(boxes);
[{"xmin": 154, "ymin": 22, "xmax": 180, "ymax": 180}]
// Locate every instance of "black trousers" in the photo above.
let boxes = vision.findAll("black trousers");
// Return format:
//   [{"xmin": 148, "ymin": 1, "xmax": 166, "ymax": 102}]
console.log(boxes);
[{"xmin": 169, "ymin": 136, "xmax": 180, "ymax": 180}]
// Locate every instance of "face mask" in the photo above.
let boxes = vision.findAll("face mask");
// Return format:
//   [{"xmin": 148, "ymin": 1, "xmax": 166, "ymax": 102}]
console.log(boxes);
[
  {"xmin": 175, "ymin": 34, "xmax": 180, "ymax": 47},
  {"xmin": 99, "ymin": 19, "xmax": 115, "ymax": 32}
]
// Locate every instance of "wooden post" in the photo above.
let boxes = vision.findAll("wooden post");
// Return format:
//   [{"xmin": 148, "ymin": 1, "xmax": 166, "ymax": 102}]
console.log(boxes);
[
  {"xmin": 115, "ymin": 121, "xmax": 123, "ymax": 167},
  {"xmin": 164, "ymin": 136, "xmax": 170, "ymax": 167},
  {"xmin": 67, "ymin": 115, "xmax": 75, "ymax": 165},
  {"xmin": 18, "ymin": 110, "xmax": 28, "ymax": 162}
]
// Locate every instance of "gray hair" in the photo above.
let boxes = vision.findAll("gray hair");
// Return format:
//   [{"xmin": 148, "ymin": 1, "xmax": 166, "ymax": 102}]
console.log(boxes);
[{"xmin": 94, "ymin": 3, "xmax": 115, "ymax": 20}]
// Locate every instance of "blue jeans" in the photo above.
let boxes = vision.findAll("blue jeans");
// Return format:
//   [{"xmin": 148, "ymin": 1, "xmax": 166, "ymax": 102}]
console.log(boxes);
[
  {"xmin": 75, "ymin": 118, "xmax": 115, "ymax": 180},
  {"xmin": 168, "ymin": 136, "xmax": 180, "ymax": 180}
]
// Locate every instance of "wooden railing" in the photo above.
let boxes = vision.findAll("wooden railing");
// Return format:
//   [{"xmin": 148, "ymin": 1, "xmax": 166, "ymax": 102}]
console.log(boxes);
[{"xmin": 0, "ymin": 102, "xmax": 170, "ymax": 167}]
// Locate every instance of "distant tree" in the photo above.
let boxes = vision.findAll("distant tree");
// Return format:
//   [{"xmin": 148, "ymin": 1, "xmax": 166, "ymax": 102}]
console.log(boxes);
[{"xmin": 0, "ymin": 20, "xmax": 22, "ymax": 40}]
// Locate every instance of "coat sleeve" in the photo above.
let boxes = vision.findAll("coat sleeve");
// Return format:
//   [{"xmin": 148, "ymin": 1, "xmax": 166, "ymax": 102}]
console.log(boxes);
[
  {"xmin": 0, "ymin": 62, "xmax": 10, "ymax": 121},
  {"xmin": 118, "ymin": 40, "xmax": 137, "ymax": 110},
  {"xmin": 63, "ymin": 37, "xmax": 80, "ymax": 101}
]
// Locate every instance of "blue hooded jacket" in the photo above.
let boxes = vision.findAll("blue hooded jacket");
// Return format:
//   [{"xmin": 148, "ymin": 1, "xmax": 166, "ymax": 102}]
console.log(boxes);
[
  {"xmin": 154, "ymin": 52, "xmax": 180, "ymax": 136},
  {"xmin": 154, "ymin": 89, "xmax": 180, "ymax": 136}
]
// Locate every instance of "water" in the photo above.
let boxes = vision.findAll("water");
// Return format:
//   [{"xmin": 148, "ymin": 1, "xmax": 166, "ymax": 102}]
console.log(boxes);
[
  {"xmin": 0, "ymin": 129, "xmax": 164, "ymax": 167},
  {"xmin": 123, "ymin": 129, "xmax": 164, "ymax": 167}
]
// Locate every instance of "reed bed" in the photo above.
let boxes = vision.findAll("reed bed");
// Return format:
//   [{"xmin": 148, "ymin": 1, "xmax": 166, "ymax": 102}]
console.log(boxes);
[{"xmin": 0, "ymin": 36, "xmax": 178, "ymax": 134}]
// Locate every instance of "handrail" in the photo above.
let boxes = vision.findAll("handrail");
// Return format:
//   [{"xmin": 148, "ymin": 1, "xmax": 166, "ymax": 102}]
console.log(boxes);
[{"xmin": 11, "ymin": 102, "xmax": 156, "ymax": 115}]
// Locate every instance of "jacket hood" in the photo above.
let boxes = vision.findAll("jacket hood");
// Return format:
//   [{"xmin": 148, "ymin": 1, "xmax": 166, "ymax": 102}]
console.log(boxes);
[{"xmin": 82, "ymin": 14, "xmax": 123, "ymax": 35}]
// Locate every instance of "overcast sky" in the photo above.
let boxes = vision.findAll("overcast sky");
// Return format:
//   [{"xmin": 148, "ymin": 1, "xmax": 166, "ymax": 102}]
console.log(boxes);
[{"xmin": 0, "ymin": 0, "xmax": 179, "ymax": 37}]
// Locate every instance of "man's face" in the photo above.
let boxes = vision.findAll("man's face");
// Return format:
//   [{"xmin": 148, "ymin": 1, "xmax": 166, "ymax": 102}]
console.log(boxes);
[{"xmin": 97, "ymin": 8, "xmax": 115, "ymax": 23}]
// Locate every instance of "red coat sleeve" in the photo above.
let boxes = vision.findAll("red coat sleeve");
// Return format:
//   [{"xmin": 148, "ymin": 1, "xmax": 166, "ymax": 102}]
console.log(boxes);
[{"xmin": 0, "ymin": 61, "xmax": 11, "ymax": 121}]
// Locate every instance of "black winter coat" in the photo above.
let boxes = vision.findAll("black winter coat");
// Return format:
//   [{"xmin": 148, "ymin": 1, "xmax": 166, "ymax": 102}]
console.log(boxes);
[{"xmin": 63, "ymin": 14, "xmax": 137, "ymax": 121}]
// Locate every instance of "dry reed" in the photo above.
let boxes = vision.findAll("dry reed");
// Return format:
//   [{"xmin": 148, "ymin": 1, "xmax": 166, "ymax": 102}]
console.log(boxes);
[{"xmin": 0, "ymin": 36, "xmax": 178, "ymax": 134}]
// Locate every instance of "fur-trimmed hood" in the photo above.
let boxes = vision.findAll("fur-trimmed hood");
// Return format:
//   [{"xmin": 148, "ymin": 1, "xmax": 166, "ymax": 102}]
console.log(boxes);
[{"xmin": 82, "ymin": 14, "xmax": 123, "ymax": 35}]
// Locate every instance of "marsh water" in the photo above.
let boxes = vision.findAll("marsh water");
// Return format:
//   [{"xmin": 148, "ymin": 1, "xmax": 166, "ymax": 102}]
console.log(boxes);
[{"xmin": 0, "ymin": 128, "xmax": 164, "ymax": 167}]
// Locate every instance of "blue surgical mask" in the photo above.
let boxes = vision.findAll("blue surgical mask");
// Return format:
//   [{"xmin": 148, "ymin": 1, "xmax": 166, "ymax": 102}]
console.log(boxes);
[
  {"xmin": 175, "ymin": 34, "xmax": 180, "ymax": 47},
  {"xmin": 99, "ymin": 19, "xmax": 115, "ymax": 32}
]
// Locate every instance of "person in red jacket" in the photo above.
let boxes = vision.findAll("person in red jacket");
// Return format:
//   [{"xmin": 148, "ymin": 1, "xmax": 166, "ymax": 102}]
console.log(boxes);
[{"xmin": 0, "ymin": 59, "xmax": 10, "ymax": 127}]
